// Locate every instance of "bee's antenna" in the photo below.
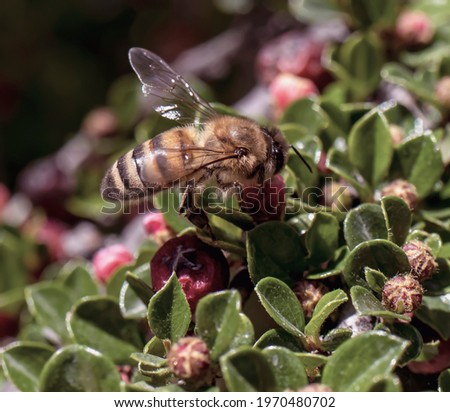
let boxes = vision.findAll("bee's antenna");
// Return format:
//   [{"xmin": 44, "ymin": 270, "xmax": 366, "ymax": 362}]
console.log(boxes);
[{"xmin": 291, "ymin": 145, "xmax": 313, "ymax": 173}]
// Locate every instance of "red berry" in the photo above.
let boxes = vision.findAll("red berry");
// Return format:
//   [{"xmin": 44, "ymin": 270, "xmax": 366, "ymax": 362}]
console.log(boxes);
[
  {"xmin": 151, "ymin": 235, "xmax": 229, "ymax": 312},
  {"xmin": 167, "ymin": 337, "xmax": 211, "ymax": 380},
  {"xmin": 396, "ymin": 10, "xmax": 434, "ymax": 47},
  {"xmin": 269, "ymin": 73, "xmax": 318, "ymax": 116},
  {"xmin": 143, "ymin": 211, "xmax": 168, "ymax": 235},
  {"xmin": 0, "ymin": 313, "xmax": 19, "ymax": 339},
  {"xmin": 93, "ymin": 244, "xmax": 134, "ymax": 284},
  {"xmin": 239, "ymin": 175, "xmax": 286, "ymax": 223}
]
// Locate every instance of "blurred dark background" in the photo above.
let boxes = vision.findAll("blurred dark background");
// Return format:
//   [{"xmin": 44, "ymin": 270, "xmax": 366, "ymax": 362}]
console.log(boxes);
[{"xmin": 0, "ymin": 0, "xmax": 304, "ymax": 188}]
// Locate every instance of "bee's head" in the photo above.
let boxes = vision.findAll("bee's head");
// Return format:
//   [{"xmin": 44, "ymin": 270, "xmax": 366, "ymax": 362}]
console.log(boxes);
[{"xmin": 262, "ymin": 127, "xmax": 290, "ymax": 175}]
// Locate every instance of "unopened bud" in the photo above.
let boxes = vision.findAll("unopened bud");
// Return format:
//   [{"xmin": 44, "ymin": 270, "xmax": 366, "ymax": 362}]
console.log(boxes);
[
  {"xmin": 396, "ymin": 10, "xmax": 434, "ymax": 47},
  {"xmin": 435, "ymin": 76, "xmax": 450, "ymax": 109},
  {"xmin": 389, "ymin": 124, "xmax": 405, "ymax": 146},
  {"xmin": 167, "ymin": 337, "xmax": 211, "ymax": 380},
  {"xmin": 382, "ymin": 274, "xmax": 423, "ymax": 314},
  {"xmin": 293, "ymin": 280, "xmax": 329, "ymax": 318},
  {"xmin": 380, "ymin": 179, "xmax": 418, "ymax": 209},
  {"xmin": 402, "ymin": 240, "xmax": 437, "ymax": 281}
]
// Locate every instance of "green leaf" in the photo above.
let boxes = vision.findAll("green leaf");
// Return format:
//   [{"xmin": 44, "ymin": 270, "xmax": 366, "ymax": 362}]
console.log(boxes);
[
  {"xmin": 343, "ymin": 239, "xmax": 410, "ymax": 287},
  {"xmin": 350, "ymin": 286, "xmax": 410, "ymax": 321},
  {"xmin": 247, "ymin": 222, "xmax": 305, "ymax": 284},
  {"xmin": 389, "ymin": 323, "xmax": 423, "ymax": 366},
  {"xmin": 195, "ymin": 290, "xmax": 241, "ymax": 361},
  {"xmin": 119, "ymin": 266, "xmax": 153, "ymax": 320},
  {"xmin": 322, "ymin": 331, "xmax": 408, "ymax": 391},
  {"xmin": 439, "ymin": 369, "xmax": 450, "ymax": 392},
  {"xmin": 321, "ymin": 328, "xmax": 353, "ymax": 352},
  {"xmin": 381, "ymin": 196, "xmax": 411, "ymax": 246},
  {"xmin": 262, "ymin": 346, "xmax": 308, "ymax": 391},
  {"xmin": 1, "ymin": 342, "xmax": 54, "ymax": 392},
  {"xmin": 148, "ymin": 273, "xmax": 191, "ymax": 343},
  {"xmin": 255, "ymin": 277, "xmax": 305, "ymax": 338},
  {"xmin": 304, "ymin": 289, "xmax": 348, "ymax": 343},
  {"xmin": 344, "ymin": 204, "xmax": 388, "ymax": 250},
  {"xmin": 254, "ymin": 329, "xmax": 303, "ymax": 351},
  {"xmin": 294, "ymin": 353, "xmax": 328, "ymax": 376},
  {"xmin": 348, "ymin": 110, "xmax": 393, "ymax": 188},
  {"xmin": 364, "ymin": 267, "xmax": 387, "ymax": 293},
  {"xmin": 229, "ymin": 314, "xmax": 255, "ymax": 350},
  {"xmin": 326, "ymin": 148, "xmax": 371, "ymax": 201},
  {"xmin": 106, "ymin": 263, "xmax": 135, "ymax": 298},
  {"xmin": 395, "ymin": 134, "xmax": 444, "ymax": 197},
  {"xmin": 119, "ymin": 281, "xmax": 147, "ymax": 320},
  {"xmin": 367, "ymin": 374, "xmax": 402, "ymax": 392},
  {"xmin": 39, "ymin": 345, "xmax": 121, "ymax": 391},
  {"xmin": 415, "ymin": 293, "xmax": 450, "ymax": 339},
  {"xmin": 67, "ymin": 296, "xmax": 143, "ymax": 364},
  {"xmin": 305, "ymin": 212, "xmax": 340, "ymax": 265},
  {"xmin": 381, "ymin": 63, "xmax": 440, "ymax": 106},
  {"xmin": 130, "ymin": 353, "xmax": 167, "ymax": 368},
  {"xmin": 220, "ymin": 348, "xmax": 276, "ymax": 392},
  {"xmin": 25, "ymin": 282, "xmax": 75, "ymax": 342},
  {"xmin": 279, "ymin": 98, "xmax": 328, "ymax": 135},
  {"xmin": 415, "ymin": 340, "xmax": 440, "ymax": 362},
  {"xmin": 60, "ymin": 262, "xmax": 98, "ymax": 300}
]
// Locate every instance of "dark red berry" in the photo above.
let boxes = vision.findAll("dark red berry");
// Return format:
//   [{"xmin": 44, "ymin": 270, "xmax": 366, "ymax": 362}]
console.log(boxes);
[
  {"xmin": 0, "ymin": 313, "xmax": 19, "ymax": 339},
  {"xmin": 239, "ymin": 175, "xmax": 286, "ymax": 224},
  {"xmin": 151, "ymin": 235, "xmax": 229, "ymax": 312}
]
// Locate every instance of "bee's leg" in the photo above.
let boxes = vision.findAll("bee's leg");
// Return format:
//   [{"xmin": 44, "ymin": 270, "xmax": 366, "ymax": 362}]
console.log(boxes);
[{"xmin": 179, "ymin": 183, "xmax": 215, "ymax": 239}]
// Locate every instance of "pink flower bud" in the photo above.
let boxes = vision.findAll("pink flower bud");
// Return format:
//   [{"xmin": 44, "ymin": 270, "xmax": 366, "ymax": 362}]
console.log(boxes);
[
  {"xmin": 269, "ymin": 73, "xmax": 318, "ymax": 116},
  {"xmin": 93, "ymin": 244, "xmax": 134, "ymax": 284},
  {"xmin": 402, "ymin": 240, "xmax": 438, "ymax": 281},
  {"xmin": 396, "ymin": 10, "xmax": 434, "ymax": 47},
  {"xmin": 82, "ymin": 107, "xmax": 118, "ymax": 139},
  {"xmin": 151, "ymin": 235, "xmax": 229, "ymax": 312},
  {"xmin": 380, "ymin": 179, "xmax": 418, "ymax": 210},
  {"xmin": 143, "ymin": 211, "xmax": 168, "ymax": 235},
  {"xmin": 435, "ymin": 76, "xmax": 450, "ymax": 109}
]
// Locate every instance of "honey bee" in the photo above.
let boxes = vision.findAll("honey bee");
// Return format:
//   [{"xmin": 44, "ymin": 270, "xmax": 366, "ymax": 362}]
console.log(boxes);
[{"xmin": 101, "ymin": 47, "xmax": 310, "ymax": 229}]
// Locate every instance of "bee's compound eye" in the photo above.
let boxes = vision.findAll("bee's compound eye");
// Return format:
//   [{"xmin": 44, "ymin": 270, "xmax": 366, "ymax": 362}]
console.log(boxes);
[{"xmin": 235, "ymin": 147, "xmax": 248, "ymax": 158}]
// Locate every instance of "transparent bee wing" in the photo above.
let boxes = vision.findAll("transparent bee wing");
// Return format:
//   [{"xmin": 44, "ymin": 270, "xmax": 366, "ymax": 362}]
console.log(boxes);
[{"xmin": 129, "ymin": 47, "xmax": 218, "ymax": 125}]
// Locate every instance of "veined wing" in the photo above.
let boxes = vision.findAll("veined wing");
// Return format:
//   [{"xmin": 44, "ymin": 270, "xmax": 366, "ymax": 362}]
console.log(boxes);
[{"xmin": 129, "ymin": 47, "xmax": 218, "ymax": 125}]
